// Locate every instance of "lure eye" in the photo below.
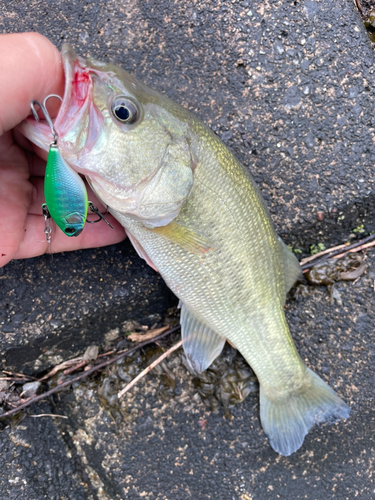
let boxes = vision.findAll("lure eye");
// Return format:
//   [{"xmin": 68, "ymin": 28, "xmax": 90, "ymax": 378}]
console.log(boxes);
[
  {"xmin": 65, "ymin": 227, "xmax": 76, "ymax": 235},
  {"xmin": 111, "ymin": 96, "xmax": 140, "ymax": 124}
]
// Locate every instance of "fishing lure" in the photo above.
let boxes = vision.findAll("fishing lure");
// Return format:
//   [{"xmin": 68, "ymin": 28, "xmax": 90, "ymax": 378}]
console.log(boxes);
[
  {"xmin": 31, "ymin": 96, "xmax": 88, "ymax": 238},
  {"xmin": 43, "ymin": 142, "xmax": 88, "ymax": 237},
  {"xmin": 31, "ymin": 97, "xmax": 113, "ymax": 240}
]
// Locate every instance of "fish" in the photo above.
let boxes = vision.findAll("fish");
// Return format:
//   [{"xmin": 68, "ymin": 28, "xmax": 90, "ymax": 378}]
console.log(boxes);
[{"xmin": 20, "ymin": 44, "xmax": 350, "ymax": 456}]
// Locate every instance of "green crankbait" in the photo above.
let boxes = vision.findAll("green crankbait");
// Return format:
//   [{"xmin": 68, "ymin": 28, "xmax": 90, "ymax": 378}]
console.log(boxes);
[
  {"xmin": 43, "ymin": 144, "xmax": 88, "ymax": 237},
  {"xmin": 30, "ymin": 97, "xmax": 113, "ymax": 241}
]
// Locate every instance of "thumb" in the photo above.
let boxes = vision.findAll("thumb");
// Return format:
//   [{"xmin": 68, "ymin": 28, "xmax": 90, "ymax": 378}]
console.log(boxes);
[{"xmin": 0, "ymin": 33, "xmax": 64, "ymax": 135}]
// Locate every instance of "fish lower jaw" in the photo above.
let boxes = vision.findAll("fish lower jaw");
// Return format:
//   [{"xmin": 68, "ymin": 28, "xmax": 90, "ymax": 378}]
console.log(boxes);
[{"xmin": 17, "ymin": 119, "xmax": 52, "ymax": 152}]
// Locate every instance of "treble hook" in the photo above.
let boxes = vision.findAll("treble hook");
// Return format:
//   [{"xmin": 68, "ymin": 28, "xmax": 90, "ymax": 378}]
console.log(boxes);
[
  {"xmin": 30, "ymin": 95, "xmax": 63, "ymax": 145},
  {"xmin": 41, "ymin": 204, "xmax": 52, "ymax": 243},
  {"xmin": 87, "ymin": 202, "xmax": 114, "ymax": 229}
]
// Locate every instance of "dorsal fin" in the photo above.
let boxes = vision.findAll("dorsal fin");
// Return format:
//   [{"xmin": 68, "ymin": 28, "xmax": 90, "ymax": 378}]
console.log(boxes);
[{"xmin": 278, "ymin": 237, "xmax": 302, "ymax": 297}]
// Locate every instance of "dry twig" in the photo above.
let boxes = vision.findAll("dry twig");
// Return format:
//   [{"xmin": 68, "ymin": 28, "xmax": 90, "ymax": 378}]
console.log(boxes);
[
  {"xmin": 118, "ymin": 339, "xmax": 183, "ymax": 398},
  {"xmin": 331, "ymin": 240, "xmax": 375, "ymax": 259},
  {"xmin": 2, "ymin": 370, "xmax": 36, "ymax": 381},
  {"xmin": 0, "ymin": 326, "xmax": 180, "ymax": 420},
  {"xmin": 300, "ymin": 242, "xmax": 351, "ymax": 265},
  {"xmin": 29, "ymin": 413, "xmax": 68, "ymax": 419},
  {"xmin": 355, "ymin": 0, "xmax": 364, "ymax": 17},
  {"xmin": 0, "ymin": 377, "xmax": 31, "ymax": 383},
  {"xmin": 39, "ymin": 358, "xmax": 84, "ymax": 381},
  {"xmin": 127, "ymin": 325, "xmax": 170, "ymax": 342},
  {"xmin": 300, "ymin": 233, "xmax": 375, "ymax": 271},
  {"xmin": 63, "ymin": 360, "xmax": 88, "ymax": 375}
]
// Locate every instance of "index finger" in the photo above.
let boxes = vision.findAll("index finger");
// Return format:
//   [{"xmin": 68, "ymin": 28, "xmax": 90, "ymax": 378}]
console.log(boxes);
[{"xmin": 0, "ymin": 33, "xmax": 64, "ymax": 135}]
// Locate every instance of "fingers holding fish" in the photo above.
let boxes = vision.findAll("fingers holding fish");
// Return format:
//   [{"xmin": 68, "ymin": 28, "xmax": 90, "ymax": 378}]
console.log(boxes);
[
  {"xmin": 0, "ymin": 32, "xmax": 65, "ymax": 267},
  {"xmin": 24, "ymin": 175, "xmax": 126, "ymax": 253},
  {"xmin": 0, "ymin": 33, "xmax": 64, "ymax": 135},
  {"xmin": 12, "ymin": 128, "xmax": 35, "ymax": 154},
  {"xmin": 0, "ymin": 130, "xmax": 33, "ymax": 267},
  {"xmin": 0, "ymin": 126, "xmax": 125, "ymax": 264},
  {"xmin": 12, "ymin": 211, "xmax": 125, "ymax": 260},
  {"xmin": 13, "ymin": 126, "xmax": 49, "ymax": 163}
]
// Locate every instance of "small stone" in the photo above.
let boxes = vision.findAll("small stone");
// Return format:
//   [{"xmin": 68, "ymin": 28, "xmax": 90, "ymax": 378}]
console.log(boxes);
[
  {"xmin": 274, "ymin": 40, "xmax": 284, "ymax": 54},
  {"xmin": 0, "ymin": 380, "xmax": 10, "ymax": 392},
  {"xmin": 83, "ymin": 345, "xmax": 99, "ymax": 361},
  {"xmin": 221, "ymin": 131, "xmax": 233, "ymax": 142},
  {"xmin": 21, "ymin": 381, "xmax": 41, "ymax": 398},
  {"xmin": 305, "ymin": 132, "xmax": 316, "ymax": 148}
]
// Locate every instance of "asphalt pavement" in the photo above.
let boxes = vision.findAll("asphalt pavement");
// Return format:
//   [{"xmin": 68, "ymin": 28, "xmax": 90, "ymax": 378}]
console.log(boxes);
[{"xmin": 1, "ymin": 0, "xmax": 375, "ymax": 499}]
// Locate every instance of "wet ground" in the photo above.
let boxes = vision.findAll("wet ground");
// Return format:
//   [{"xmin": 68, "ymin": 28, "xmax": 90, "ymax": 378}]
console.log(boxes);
[{"xmin": 1, "ymin": 0, "xmax": 375, "ymax": 499}]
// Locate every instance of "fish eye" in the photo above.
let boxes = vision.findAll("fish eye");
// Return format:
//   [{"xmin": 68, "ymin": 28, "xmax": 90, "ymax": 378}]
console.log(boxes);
[{"xmin": 111, "ymin": 96, "xmax": 140, "ymax": 124}]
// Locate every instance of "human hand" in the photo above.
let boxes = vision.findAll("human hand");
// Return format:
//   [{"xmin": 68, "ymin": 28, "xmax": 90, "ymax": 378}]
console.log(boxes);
[{"xmin": 0, "ymin": 33, "xmax": 126, "ymax": 268}]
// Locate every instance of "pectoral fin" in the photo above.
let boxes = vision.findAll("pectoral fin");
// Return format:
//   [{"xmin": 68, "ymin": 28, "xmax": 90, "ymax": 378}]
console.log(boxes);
[
  {"xmin": 180, "ymin": 303, "xmax": 225, "ymax": 373},
  {"xmin": 149, "ymin": 222, "xmax": 214, "ymax": 255}
]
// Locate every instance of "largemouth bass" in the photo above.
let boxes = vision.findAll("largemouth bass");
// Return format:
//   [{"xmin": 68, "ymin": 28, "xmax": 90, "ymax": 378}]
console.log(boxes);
[{"xmin": 20, "ymin": 44, "xmax": 350, "ymax": 456}]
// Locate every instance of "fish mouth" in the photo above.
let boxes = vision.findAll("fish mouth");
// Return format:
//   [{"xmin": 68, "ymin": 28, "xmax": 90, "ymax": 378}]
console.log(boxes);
[
  {"xmin": 54, "ymin": 44, "xmax": 103, "ymax": 159},
  {"xmin": 55, "ymin": 44, "xmax": 91, "ymax": 137},
  {"xmin": 18, "ymin": 44, "xmax": 102, "ymax": 160}
]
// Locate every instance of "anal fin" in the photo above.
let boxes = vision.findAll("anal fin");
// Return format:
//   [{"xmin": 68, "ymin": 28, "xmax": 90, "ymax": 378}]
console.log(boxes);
[{"xmin": 180, "ymin": 303, "xmax": 225, "ymax": 374}]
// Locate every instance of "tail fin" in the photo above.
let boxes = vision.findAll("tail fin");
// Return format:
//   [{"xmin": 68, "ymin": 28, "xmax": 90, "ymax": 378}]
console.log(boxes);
[{"xmin": 260, "ymin": 368, "xmax": 350, "ymax": 456}]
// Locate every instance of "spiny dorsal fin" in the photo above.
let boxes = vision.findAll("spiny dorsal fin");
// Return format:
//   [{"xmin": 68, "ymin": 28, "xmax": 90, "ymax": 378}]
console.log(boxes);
[
  {"xmin": 149, "ymin": 221, "xmax": 214, "ymax": 255},
  {"xmin": 180, "ymin": 303, "xmax": 225, "ymax": 374}
]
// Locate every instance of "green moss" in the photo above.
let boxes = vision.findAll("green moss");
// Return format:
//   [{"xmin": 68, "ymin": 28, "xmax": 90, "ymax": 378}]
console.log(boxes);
[
  {"xmin": 287, "ymin": 245, "xmax": 302, "ymax": 255},
  {"xmin": 310, "ymin": 243, "xmax": 325, "ymax": 255},
  {"xmin": 352, "ymin": 224, "xmax": 365, "ymax": 234}
]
